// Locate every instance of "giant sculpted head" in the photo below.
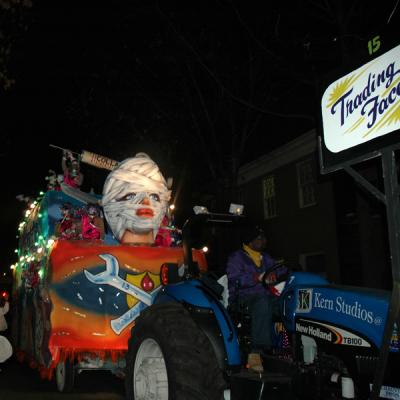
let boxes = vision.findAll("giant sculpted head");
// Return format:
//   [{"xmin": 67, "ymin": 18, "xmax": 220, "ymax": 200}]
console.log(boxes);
[{"xmin": 102, "ymin": 153, "xmax": 171, "ymax": 244}]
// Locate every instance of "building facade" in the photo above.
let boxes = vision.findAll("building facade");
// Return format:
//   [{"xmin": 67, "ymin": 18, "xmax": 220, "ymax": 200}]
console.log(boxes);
[
  {"xmin": 237, "ymin": 129, "xmax": 340, "ymax": 282},
  {"xmin": 237, "ymin": 129, "xmax": 392, "ymax": 288}
]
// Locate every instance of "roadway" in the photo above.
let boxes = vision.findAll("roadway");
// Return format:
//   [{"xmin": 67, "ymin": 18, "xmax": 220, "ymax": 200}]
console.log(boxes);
[
  {"xmin": 0, "ymin": 355, "xmax": 297, "ymax": 400},
  {"xmin": 0, "ymin": 355, "xmax": 124, "ymax": 400}
]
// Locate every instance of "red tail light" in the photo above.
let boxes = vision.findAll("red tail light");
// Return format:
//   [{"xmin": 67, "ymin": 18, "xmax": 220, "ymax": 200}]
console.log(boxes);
[{"xmin": 160, "ymin": 264, "xmax": 169, "ymax": 286}]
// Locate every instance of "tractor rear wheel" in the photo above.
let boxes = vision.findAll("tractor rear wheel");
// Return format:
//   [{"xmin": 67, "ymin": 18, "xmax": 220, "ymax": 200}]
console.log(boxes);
[{"xmin": 125, "ymin": 302, "xmax": 225, "ymax": 400}]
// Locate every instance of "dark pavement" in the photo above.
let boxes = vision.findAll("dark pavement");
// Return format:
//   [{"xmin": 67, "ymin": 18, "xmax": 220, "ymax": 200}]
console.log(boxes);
[
  {"xmin": 0, "ymin": 321, "xmax": 298, "ymax": 400},
  {"xmin": 0, "ymin": 355, "xmax": 125, "ymax": 400},
  {"xmin": 0, "ymin": 355, "xmax": 297, "ymax": 400}
]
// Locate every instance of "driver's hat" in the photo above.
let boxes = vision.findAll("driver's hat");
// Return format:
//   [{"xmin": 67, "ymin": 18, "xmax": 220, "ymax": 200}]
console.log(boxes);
[{"xmin": 242, "ymin": 225, "xmax": 266, "ymax": 244}]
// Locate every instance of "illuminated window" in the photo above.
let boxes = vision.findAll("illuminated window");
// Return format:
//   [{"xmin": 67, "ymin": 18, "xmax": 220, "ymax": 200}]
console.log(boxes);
[
  {"xmin": 297, "ymin": 159, "xmax": 316, "ymax": 208},
  {"xmin": 263, "ymin": 175, "xmax": 277, "ymax": 219}
]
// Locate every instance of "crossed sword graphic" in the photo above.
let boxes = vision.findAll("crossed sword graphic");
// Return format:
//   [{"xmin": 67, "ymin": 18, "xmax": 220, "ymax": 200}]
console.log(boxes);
[{"xmin": 84, "ymin": 254, "xmax": 162, "ymax": 335}]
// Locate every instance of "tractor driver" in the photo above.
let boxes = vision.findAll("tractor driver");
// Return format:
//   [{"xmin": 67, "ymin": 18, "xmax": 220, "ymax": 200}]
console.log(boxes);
[{"xmin": 226, "ymin": 225, "xmax": 286, "ymax": 373}]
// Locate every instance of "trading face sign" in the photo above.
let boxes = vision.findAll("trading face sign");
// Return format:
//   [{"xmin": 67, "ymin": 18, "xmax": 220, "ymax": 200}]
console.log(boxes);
[{"xmin": 321, "ymin": 44, "xmax": 400, "ymax": 153}]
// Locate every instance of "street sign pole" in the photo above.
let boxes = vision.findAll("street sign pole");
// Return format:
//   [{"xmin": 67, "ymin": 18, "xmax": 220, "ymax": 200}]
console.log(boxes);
[{"xmin": 319, "ymin": 41, "xmax": 400, "ymax": 399}]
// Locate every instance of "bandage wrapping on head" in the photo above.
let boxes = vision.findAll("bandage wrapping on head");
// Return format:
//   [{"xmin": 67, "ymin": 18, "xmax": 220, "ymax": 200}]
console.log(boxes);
[{"xmin": 102, "ymin": 153, "xmax": 171, "ymax": 241}]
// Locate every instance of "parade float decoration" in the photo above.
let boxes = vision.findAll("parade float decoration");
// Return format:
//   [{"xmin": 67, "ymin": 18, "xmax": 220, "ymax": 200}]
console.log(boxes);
[{"xmin": 11, "ymin": 149, "xmax": 197, "ymax": 390}]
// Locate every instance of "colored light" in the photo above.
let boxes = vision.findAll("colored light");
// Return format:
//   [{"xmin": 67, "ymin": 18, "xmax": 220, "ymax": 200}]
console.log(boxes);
[{"xmin": 160, "ymin": 264, "xmax": 169, "ymax": 285}]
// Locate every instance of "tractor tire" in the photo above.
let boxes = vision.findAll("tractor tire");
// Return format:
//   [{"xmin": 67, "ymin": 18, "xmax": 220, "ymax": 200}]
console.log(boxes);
[
  {"xmin": 55, "ymin": 358, "xmax": 75, "ymax": 393},
  {"xmin": 125, "ymin": 302, "xmax": 225, "ymax": 400}
]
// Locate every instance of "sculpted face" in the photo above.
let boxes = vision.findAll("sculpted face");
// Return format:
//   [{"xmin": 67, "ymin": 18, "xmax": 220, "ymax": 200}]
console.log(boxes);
[{"xmin": 102, "ymin": 153, "xmax": 171, "ymax": 244}]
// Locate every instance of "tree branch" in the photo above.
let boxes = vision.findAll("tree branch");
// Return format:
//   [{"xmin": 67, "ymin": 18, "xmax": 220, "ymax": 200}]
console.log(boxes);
[{"xmin": 156, "ymin": 3, "xmax": 314, "ymax": 122}]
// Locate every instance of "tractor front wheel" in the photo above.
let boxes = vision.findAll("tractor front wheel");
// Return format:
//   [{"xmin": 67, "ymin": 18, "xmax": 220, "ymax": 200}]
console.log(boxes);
[{"xmin": 125, "ymin": 302, "xmax": 225, "ymax": 400}]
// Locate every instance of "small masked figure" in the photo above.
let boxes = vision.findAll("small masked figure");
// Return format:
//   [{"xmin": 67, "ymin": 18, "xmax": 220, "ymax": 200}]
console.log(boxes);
[
  {"xmin": 57, "ymin": 203, "xmax": 80, "ymax": 239},
  {"xmin": 155, "ymin": 215, "xmax": 172, "ymax": 247},
  {"xmin": 62, "ymin": 151, "xmax": 84, "ymax": 189},
  {"xmin": 81, "ymin": 203, "xmax": 104, "ymax": 240},
  {"xmin": 45, "ymin": 169, "xmax": 61, "ymax": 191}
]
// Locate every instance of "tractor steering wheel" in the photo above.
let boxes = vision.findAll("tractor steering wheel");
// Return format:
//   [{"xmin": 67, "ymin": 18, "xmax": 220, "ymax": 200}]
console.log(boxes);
[{"xmin": 262, "ymin": 263, "xmax": 289, "ymax": 287}]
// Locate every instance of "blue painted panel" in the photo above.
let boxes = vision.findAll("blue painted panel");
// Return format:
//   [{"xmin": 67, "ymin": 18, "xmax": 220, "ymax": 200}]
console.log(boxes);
[
  {"xmin": 157, "ymin": 280, "xmax": 242, "ymax": 366},
  {"xmin": 281, "ymin": 272, "xmax": 390, "ymax": 348}
]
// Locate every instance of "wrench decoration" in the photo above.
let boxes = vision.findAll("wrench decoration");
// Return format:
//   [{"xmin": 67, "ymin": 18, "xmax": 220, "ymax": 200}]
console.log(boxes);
[
  {"xmin": 84, "ymin": 254, "xmax": 161, "ymax": 335},
  {"xmin": 110, "ymin": 302, "xmax": 146, "ymax": 335}
]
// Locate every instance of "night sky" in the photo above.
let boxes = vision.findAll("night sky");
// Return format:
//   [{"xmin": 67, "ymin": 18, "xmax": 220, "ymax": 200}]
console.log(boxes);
[{"xmin": 0, "ymin": 0, "xmax": 398, "ymax": 275}]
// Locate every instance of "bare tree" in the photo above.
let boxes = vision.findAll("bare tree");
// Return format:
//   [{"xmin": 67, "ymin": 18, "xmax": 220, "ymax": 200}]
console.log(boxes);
[{"xmin": 62, "ymin": 0, "xmax": 397, "ymax": 210}]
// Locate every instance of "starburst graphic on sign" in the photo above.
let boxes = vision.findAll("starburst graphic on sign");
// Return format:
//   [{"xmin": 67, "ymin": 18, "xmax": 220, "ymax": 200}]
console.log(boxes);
[
  {"xmin": 345, "ymin": 116, "xmax": 365, "ymax": 134},
  {"xmin": 364, "ymin": 103, "xmax": 400, "ymax": 137},
  {"xmin": 326, "ymin": 65, "xmax": 370, "ymax": 109},
  {"xmin": 382, "ymin": 76, "xmax": 400, "ymax": 97},
  {"xmin": 326, "ymin": 75, "xmax": 357, "ymax": 109}
]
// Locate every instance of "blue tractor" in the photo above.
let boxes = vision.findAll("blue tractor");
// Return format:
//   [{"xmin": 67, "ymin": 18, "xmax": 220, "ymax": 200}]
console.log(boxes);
[
  {"xmin": 124, "ymin": 42, "xmax": 400, "ymax": 400},
  {"xmin": 124, "ymin": 210, "xmax": 399, "ymax": 400}
]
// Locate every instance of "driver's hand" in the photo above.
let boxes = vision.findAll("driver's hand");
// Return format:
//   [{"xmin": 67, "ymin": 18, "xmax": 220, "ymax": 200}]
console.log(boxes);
[
  {"xmin": 264, "ymin": 272, "xmax": 277, "ymax": 285},
  {"xmin": 257, "ymin": 272, "xmax": 265, "ymax": 282}
]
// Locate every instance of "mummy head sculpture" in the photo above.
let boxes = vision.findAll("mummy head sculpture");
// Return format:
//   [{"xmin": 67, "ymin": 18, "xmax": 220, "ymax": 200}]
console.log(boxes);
[{"xmin": 102, "ymin": 153, "xmax": 171, "ymax": 243}]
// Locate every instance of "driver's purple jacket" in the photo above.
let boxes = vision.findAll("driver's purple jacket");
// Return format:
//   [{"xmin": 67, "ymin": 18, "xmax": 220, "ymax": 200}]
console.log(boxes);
[{"xmin": 226, "ymin": 249, "xmax": 279, "ymax": 302}]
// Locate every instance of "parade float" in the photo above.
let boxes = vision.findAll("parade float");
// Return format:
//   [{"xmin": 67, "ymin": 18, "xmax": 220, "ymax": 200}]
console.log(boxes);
[{"xmin": 11, "ymin": 149, "xmax": 205, "ymax": 392}]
